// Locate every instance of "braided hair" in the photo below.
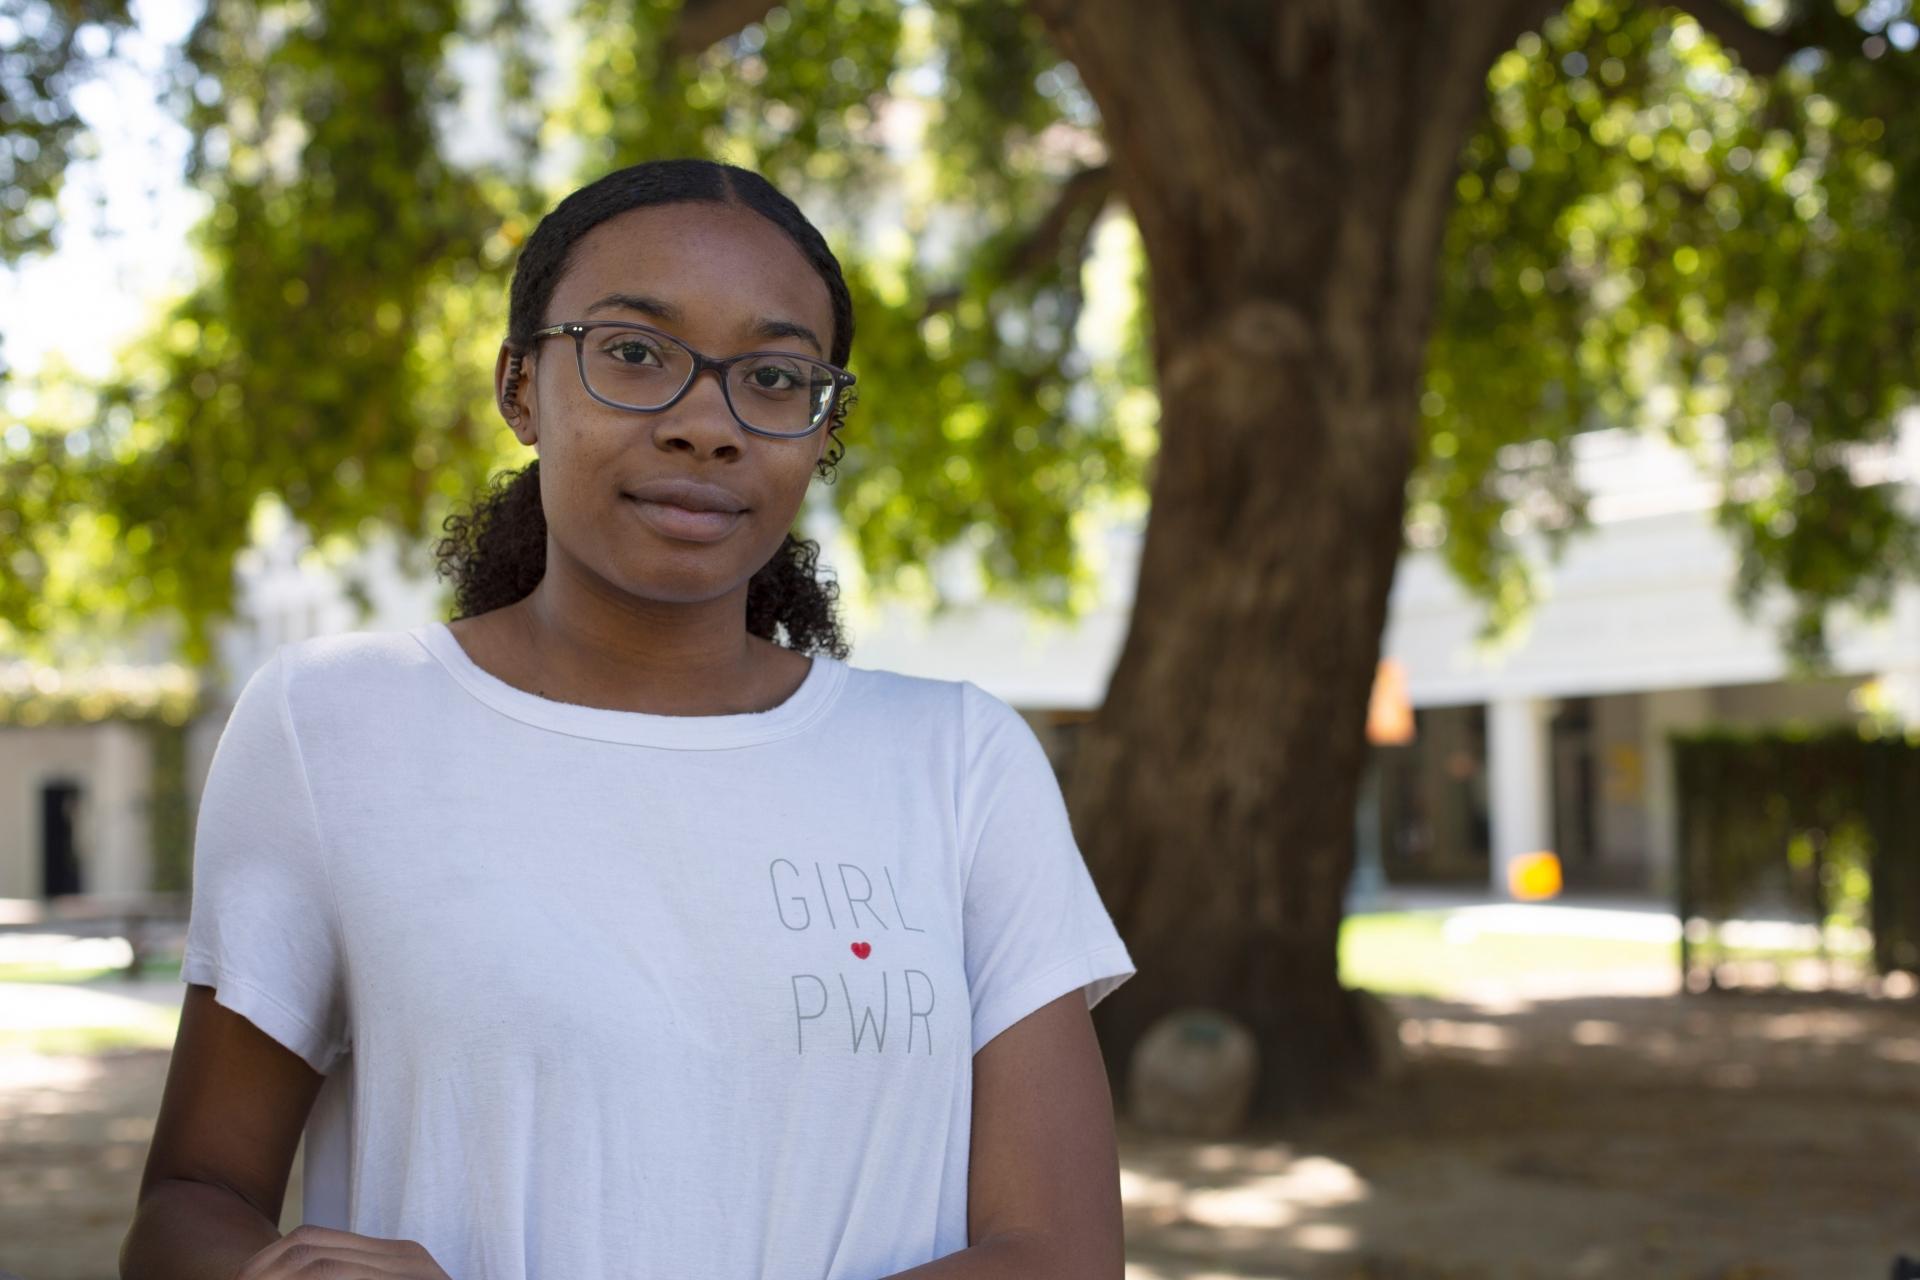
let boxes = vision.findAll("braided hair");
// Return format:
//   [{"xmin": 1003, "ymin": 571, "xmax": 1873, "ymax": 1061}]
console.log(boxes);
[{"xmin": 432, "ymin": 158, "xmax": 854, "ymax": 658}]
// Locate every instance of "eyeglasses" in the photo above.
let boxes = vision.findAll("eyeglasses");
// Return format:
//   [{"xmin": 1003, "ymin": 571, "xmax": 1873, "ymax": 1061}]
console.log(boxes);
[{"xmin": 526, "ymin": 320, "xmax": 855, "ymax": 439}]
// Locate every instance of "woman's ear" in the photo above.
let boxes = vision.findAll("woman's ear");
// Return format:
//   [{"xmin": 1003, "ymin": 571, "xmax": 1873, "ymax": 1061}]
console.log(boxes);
[{"xmin": 494, "ymin": 341, "xmax": 536, "ymax": 446}]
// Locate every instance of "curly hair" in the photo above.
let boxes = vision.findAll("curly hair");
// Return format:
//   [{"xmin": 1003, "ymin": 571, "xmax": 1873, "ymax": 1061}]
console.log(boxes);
[{"xmin": 432, "ymin": 158, "xmax": 854, "ymax": 659}]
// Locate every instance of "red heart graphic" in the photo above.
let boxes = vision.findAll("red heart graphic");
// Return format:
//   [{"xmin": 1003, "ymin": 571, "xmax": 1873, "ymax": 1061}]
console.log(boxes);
[{"xmin": 851, "ymin": 941, "xmax": 872, "ymax": 959}]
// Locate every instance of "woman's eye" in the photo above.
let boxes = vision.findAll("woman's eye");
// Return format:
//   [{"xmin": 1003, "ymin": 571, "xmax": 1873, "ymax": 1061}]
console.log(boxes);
[
  {"xmin": 604, "ymin": 339, "xmax": 661, "ymax": 365},
  {"xmin": 747, "ymin": 365, "xmax": 799, "ymax": 391}
]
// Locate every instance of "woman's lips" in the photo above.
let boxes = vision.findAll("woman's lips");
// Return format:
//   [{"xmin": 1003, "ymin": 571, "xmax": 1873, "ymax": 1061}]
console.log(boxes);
[{"xmin": 624, "ymin": 496, "xmax": 745, "ymax": 543}]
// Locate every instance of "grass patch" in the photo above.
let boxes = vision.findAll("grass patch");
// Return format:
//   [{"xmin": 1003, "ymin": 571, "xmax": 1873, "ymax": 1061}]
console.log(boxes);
[
  {"xmin": 0, "ymin": 957, "xmax": 183, "ymax": 985},
  {"xmin": 0, "ymin": 1005, "xmax": 180, "ymax": 1056},
  {"xmin": 0, "ymin": 964, "xmax": 187, "ymax": 1055},
  {"xmin": 0, "ymin": 1021, "xmax": 178, "ymax": 1055},
  {"xmin": 1340, "ymin": 910, "xmax": 1677, "ymax": 998}
]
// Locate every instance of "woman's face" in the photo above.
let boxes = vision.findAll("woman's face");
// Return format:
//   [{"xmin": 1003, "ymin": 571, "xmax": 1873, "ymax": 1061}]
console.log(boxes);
[{"xmin": 499, "ymin": 200, "xmax": 838, "ymax": 606}]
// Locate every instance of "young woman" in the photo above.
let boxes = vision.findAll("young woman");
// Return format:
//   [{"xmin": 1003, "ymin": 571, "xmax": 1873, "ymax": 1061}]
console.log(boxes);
[{"xmin": 122, "ymin": 158, "xmax": 1136, "ymax": 1280}]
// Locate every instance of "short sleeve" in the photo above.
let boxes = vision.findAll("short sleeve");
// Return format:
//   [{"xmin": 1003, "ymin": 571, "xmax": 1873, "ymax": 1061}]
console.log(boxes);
[
  {"xmin": 180, "ymin": 647, "xmax": 350, "ymax": 1075},
  {"xmin": 958, "ymin": 680, "xmax": 1135, "ymax": 1055}
]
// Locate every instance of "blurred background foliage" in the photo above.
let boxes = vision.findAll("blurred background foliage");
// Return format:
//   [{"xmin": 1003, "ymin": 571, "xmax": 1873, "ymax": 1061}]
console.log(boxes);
[
  {"xmin": 0, "ymin": 0, "xmax": 1915, "ymax": 673},
  {"xmin": 1421, "ymin": 0, "xmax": 1920, "ymax": 663},
  {"xmin": 0, "ymin": 0, "xmax": 132, "ymax": 265}
]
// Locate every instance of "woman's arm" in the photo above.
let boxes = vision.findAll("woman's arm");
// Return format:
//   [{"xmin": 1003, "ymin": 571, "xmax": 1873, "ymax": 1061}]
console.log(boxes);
[
  {"xmin": 119, "ymin": 1178, "xmax": 282, "ymax": 1280},
  {"xmin": 119, "ymin": 984, "xmax": 322, "ymax": 1279},
  {"xmin": 876, "ymin": 989, "xmax": 1126, "ymax": 1280}
]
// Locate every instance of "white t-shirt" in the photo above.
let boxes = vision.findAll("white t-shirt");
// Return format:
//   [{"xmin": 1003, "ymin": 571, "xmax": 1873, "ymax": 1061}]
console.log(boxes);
[{"xmin": 180, "ymin": 621, "xmax": 1136, "ymax": 1280}]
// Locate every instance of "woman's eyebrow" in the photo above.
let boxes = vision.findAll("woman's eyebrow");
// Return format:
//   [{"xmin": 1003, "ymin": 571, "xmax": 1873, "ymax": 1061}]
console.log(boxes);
[
  {"xmin": 750, "ymin": 317, "xmax": 824, "ymax": 355},
  {"xmin": 584, "ymin": 292, "xmax": 823, "ymax": 355},
  {"xmin": 585, "ymin": 291, "xmax": 682, "ymax": 323}
]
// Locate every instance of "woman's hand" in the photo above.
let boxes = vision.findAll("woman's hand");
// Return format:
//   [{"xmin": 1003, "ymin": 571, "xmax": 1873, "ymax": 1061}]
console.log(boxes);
[{"xmin": 232, "ymin": 1224, "xmax": 457, "ymax": 1279}]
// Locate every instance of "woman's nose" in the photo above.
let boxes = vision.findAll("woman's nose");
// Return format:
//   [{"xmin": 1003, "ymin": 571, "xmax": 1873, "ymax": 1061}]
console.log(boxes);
[{"xmin": 654, "ymin": 366, "xmax": 746, "ymax": 455}]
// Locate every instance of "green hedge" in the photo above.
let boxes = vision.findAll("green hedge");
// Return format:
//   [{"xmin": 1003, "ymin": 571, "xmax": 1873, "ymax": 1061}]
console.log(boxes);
[{"xmin": 1674, "ymin": 727, "xmax": 1920, "ymax": 979}]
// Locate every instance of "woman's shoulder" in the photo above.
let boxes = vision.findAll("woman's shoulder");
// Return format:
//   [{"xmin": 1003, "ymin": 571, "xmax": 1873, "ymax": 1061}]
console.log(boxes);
[
  {"xmin": 833, "ymin": 657, "xmax": 1024, "ymax": 737},
  {"xmin": 267, "ymin": 624, "xmax": 441, "ymax": 717},
  {"xmin": 836, "ymin": 655, "xmax": 959, "ymax": 702},
  {"xmin": 277, "ymin": 623, "xmax": 433, "ymax": 678}
]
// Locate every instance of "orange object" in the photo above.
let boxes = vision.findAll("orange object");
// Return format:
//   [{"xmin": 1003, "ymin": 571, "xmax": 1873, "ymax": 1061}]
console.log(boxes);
[
  {"xmin": 1367, "ymin": 658, "xmax": 1414, "ymax": 746},
  {"xmin": 1509, "ymin": 851, "xmax": 1562, "ymax": 900}
]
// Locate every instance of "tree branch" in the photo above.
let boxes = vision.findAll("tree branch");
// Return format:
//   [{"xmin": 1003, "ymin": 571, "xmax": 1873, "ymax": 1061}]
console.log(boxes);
[
  {"xmin": 1005, "ymin": 163, "xmax": 1113, "ymax": 279},
  {"xmin": 924, "ymin": 165, "xmax": 1114, "ymax": 317},
  {"xmin": 667, "ymin": 0, "xmax": 780, "ymax": 58},
  {"xmin": 1660, "ymin": 0, "xmax": 1812, "ymax": 76}
]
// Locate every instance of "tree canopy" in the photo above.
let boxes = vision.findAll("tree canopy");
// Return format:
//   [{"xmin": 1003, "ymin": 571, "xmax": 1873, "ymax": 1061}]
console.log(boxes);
[{"xmin": 1, "ymin": 0, "xmax": 1915, "ymax": 674}]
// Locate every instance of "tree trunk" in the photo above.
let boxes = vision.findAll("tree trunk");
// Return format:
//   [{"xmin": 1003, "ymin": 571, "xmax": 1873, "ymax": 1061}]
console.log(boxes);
[{"xmin": 1028, "ymin": 0, "xmax": 1560, "ymax": 1121}]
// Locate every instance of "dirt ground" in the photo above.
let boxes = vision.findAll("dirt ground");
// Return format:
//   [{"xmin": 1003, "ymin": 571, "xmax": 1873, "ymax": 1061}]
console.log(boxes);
[{"xmin": 3, "ymin": 987, "xmax": 1916, "ymax": 1280}]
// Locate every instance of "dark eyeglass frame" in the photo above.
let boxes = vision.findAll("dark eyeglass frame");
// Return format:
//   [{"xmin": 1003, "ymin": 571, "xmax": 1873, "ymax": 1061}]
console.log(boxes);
[{"xmin": 526, "ymin": 320, "xmax": 855, "ymax": 440}]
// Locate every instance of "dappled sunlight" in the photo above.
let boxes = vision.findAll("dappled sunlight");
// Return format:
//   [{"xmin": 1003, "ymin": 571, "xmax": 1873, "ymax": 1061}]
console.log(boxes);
[
  {"xmin": 1872, "ymin": 1037, "xmax": 1920, "ymax": 1065},
  {"xmin": 1118, "ymin": 1124, "xmax": 1383, "ymax": 1276},
  {"xmin": 1745, "ymin": 1007, "xmax": 1879, "ymax": 1042},
  {"xmin": 1397, "ymin": 1014, "xmax": 1519, "ymax": 1058},
  {"xmin": 0, "ymin": 932, "xmax": 138, "ymax": 970},
  {"xmin": 0, "ymin": 1050, "xmax": 108, "ymax": 1096},
  {"xmin": 1121, "ymin": 1141, "xmax": 1372, "ymax": 1225},
  {"xmin": 0, "ymin": 1044, "xmax": 171, "ymax": 1280},
  {"xmin": 1191, "ymin": 1141, "xmax": 1296, "ymax": 1174},
  {"xmin": 4, "ymin": 983, "xmax": 1915, "ymax": 1279},
  {"xmin": 0, "ymin": 979, "xmax": 181, "ymax": 1032},
  {"xmin": 1570, "ymin": 1018, "xmax": 1623, "ymax": 1045},
  {"xmin": 0, "ymin": 979, "xmax": 181, "ymax": 1060},
  {"xmin": 1114, "ymin": 984, "xmax": 1920, "ymax": 1276},
  {"xmin": 0, "ymin": 1047, "xmax": 139, "ymax": 1155},
  {"xmin": 1182, "ymin": 1158, "xmax": 1369, "ymax": 1230},
  {"xmin": 1119, "ymin": 1165, "xmax": 1189, "ymax": 1214},
  {"xmin": 1289, "ymin": 1222, "xmax": 1358, "ymax": 1253},
  {"xmin": 1387, "ymin": 986, "xmax": 1920, "ymax": 1098}
]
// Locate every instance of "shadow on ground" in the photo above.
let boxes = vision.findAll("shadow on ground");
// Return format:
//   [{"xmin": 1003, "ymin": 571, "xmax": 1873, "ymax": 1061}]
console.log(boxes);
[
  {"xmin": 1118, "ymin": 988, "xmax": 1920, "ymax": 1279},
  {"xmin": 1, "ymin": 988, "xmax": 1916, "ymax": 1279}
]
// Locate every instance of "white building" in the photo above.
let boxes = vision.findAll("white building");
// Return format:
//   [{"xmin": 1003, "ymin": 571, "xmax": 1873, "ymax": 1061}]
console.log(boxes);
[
  {"xmin": 4, "ymin": 416, "xmax": 1917, "ymax": 912},
  {"xmin": 851, "ymin": 416, "xmax": 1920, "ymax": 904}
]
